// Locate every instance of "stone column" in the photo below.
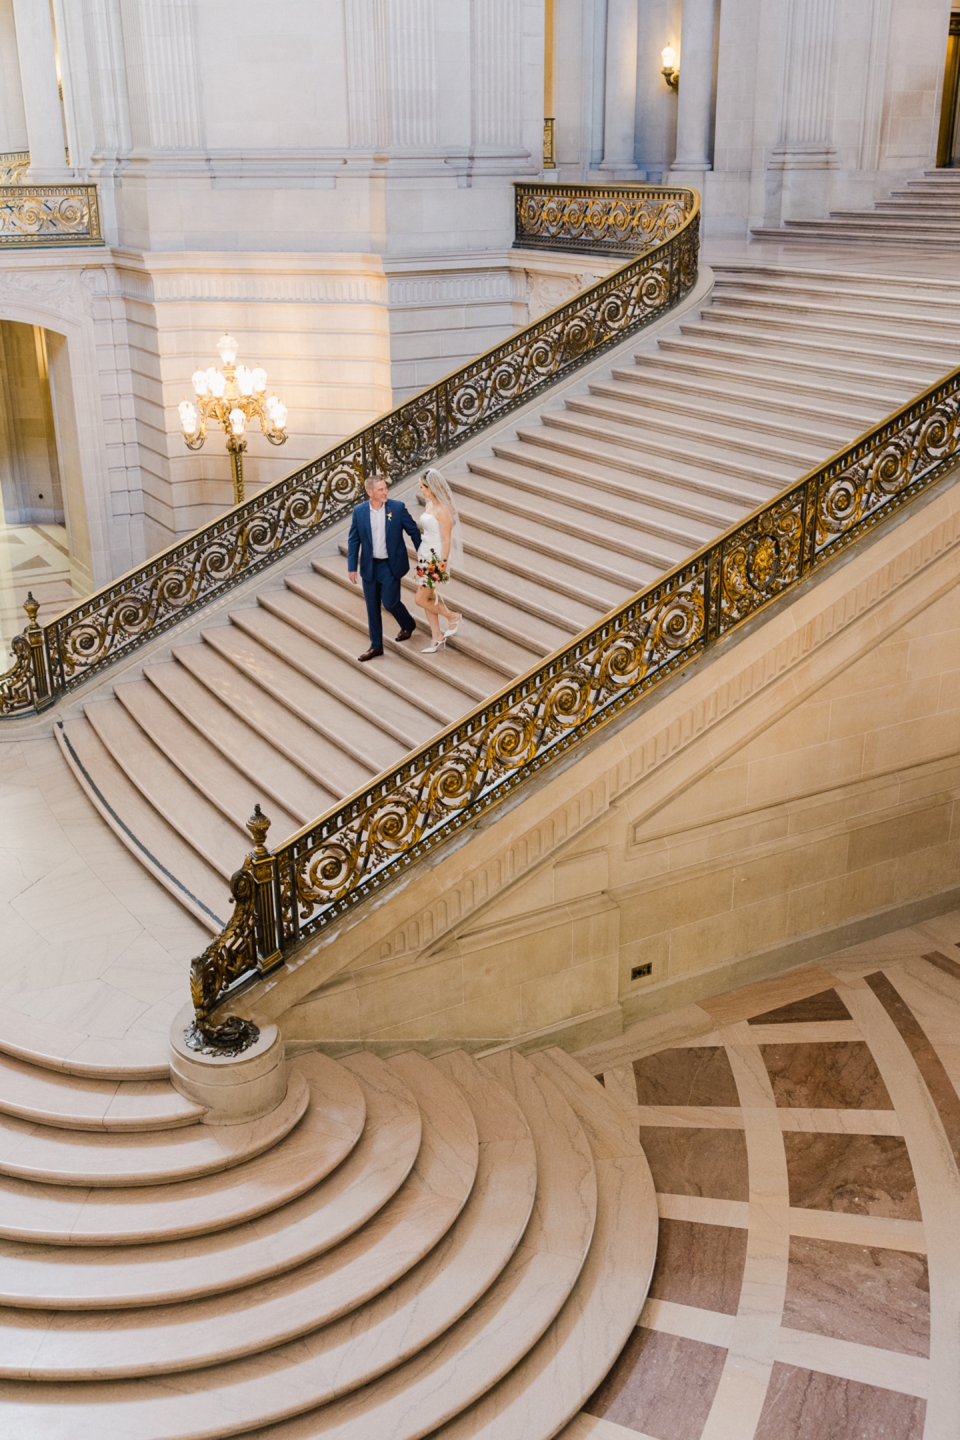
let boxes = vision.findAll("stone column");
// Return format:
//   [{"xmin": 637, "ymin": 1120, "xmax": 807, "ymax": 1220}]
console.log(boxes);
[
  {"xmin": 670, "ymin": 0, "xmax": 717, "ymax": 178},
  {"xmin": 11, "ymin": 0, "xmax": 68, "ymax": 179},
  {"xmin": 599, "ymin": 0, "xmax": 639, "ymax": 174}
]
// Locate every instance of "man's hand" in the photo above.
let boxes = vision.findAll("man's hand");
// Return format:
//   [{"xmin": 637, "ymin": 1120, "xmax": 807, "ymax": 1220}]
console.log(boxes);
[{"xmin": 348, "ymin": 571, "xmax": 359, "ymax": 585}]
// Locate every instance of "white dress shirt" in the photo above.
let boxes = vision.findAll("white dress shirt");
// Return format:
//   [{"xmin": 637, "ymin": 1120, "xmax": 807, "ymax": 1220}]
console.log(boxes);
[{"xmin": 369, "ymin": 502, "xmax": 388, "ymax": 559}]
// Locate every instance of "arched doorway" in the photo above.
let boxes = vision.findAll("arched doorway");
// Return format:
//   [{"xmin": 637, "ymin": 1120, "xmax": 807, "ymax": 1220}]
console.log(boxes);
[{"xmin": 0, "ymin": 319, "xmax": 89, "ymax": 648}]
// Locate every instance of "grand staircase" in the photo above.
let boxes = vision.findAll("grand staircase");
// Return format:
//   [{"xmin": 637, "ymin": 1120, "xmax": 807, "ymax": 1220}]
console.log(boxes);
[
  {"xmin": 752, "ymin": 167, "xmax": 960, "ymax": 246},
  {"xmin": 57, "ymin": 260, "xmax": 960, "ymax": 929},
  {"xmin": 0, "ymin": 1034, "xmax": 652, "ymax": 1439}
]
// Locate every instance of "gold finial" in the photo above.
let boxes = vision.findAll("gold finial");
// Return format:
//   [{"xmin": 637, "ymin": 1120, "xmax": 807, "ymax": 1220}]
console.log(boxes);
[
  {"xmin": 246, "ymin": 803, "xmax": 272, "ymax": 854},
  {"xmin": 23, "ymin": 592, "xmax": 40, "ymax": 626}
]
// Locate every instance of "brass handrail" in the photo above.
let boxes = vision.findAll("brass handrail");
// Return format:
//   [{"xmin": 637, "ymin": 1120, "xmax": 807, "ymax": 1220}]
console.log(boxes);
[
  {"xmin": 0, "ymin": 182, "xmax": 102, "ymax": 247},
  {"xmin": 191, "ymin": 355, "xmax": 960, "ymax": 1046},
  {"xmin": 0, "ymin": 183, "xmax": 699, "ymax": 719}
]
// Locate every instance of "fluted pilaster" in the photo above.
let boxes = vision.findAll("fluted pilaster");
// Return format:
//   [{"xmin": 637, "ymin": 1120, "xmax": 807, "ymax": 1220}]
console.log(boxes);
[
  {"xmin": 121, "ymin": 0, "xmax": 203, "ymax": 153},
  {"xmin": 388, "ymin": 0, "xmax": 438, "ymax": 148},
  {"xmin": 472, "ymin": 0, "xmax": 522, "ymax": 149},
  {"xmin": 771, "ymin": 0, "xmax": 839, "ymax": 167}
]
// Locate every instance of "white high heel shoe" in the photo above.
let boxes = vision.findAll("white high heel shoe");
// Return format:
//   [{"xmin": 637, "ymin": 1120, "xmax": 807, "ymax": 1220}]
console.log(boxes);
[
  {"xmin": 444, "ymin": 615, "xmax": 463, "ymax": 639},
  {"xmin": 422, "ymin": 636, "xmax": 446, "ymax": 654}
]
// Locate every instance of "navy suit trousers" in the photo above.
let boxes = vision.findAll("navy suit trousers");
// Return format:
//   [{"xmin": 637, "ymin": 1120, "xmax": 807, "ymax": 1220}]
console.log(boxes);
[{"xmin": 362, "ymin": 558, "xmax": 416, "ymax": 649}]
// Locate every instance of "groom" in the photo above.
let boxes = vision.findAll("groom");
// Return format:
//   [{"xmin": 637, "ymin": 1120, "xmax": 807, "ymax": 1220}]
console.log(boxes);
[{"xmin": 347, "ymin": 474, "xmax": 422, "ymax": 661}]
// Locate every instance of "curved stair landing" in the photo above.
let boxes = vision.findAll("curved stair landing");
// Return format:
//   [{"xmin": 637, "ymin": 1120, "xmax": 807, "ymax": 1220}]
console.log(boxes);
[{"xmin": 0, "ymin": 1032, "xmax": 656, "ymax": 1440}]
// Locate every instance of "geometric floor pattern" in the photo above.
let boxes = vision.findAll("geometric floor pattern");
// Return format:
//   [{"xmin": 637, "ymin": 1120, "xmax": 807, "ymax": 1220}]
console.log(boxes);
[
  {"xmin": 0, "ymin": 519, "xmax": 81, "ymax": 651},
  {"xmin": 564, "ymin": 924, "xmax": 960, "ymax": 1440}
]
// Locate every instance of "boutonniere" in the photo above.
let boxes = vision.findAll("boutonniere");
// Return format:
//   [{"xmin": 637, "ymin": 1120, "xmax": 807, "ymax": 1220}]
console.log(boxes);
[{"xmin": 386, "ymin": 510, "xmax": 393, "ymax": 521}]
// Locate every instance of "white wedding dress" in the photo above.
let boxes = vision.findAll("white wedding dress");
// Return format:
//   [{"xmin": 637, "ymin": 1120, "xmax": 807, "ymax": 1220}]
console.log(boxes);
[{"xmin": 417, "ymin": 510, "xmax": 447, "ymax": 571}]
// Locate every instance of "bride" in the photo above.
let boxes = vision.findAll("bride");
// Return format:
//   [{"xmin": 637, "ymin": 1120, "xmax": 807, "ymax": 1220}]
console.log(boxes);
[{"xmin": 414, "ymin": 467, "xmax": 463, "ymax": 654}]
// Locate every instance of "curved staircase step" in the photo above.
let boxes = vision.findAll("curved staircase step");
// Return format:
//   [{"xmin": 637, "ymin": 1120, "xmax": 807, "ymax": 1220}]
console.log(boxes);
[
  {"xmin": 253, "ymin": 1047, "xmax": 597, "ymax": 1440},
  {"xmin": 0, "ymin": 1050, "xmax": 536, "ymax": 1439},
  {"xmin": 55, "ymin": 717, "xmax": 228, "ymax": 933},
  {"xmin": 0, "ymin": 1067, "xmax": 309, "ymax": 1190},
  {"xmin": 0, "ymin": 1052, "xmax": 476, "ymax": 1378},
  {"xmin": 0, "ymin": 1051, "xmax": 204, "ymax": 1133},
  {"xmin": 0, "ymin": 1054, "xmax": 364, "ymax": 1245},
  {"xmin": 0, "ymin": 1052, "xmax": 418, "ymax": 1311},
  {"xmin": 431, "ymin": 1047, "xmax": 658, "ymax": 1440}
]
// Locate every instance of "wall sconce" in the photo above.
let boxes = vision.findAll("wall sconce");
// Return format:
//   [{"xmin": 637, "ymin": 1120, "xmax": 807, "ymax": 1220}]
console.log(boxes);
[{"xmin": 662, "ymin": 45, "xmax": 679, "ymax": 91}]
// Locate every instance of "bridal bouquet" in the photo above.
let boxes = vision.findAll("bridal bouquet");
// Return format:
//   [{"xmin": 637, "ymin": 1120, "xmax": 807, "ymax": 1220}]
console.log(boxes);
[{"xmin": 416, "ymin": 550, "xmax": 449, "ymax": 589}]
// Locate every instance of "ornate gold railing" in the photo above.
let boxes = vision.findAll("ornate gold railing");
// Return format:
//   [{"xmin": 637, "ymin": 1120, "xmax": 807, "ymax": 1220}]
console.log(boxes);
[
  {"xmin": 0, "ymin": 182, "xmax": 102, "ymax": 247},
  {"xmin": 0, "ymin": 183, "xmax": 699, "ymax": 721},
  {"xmin": 514, "ymin": 180, "xmax": 692, "ymax": 256},
  {"xmin": 0, "ymin": 151, "xmax": 30, "ymax": 183},
  {"xmin": 191, "ymin": 360, "xmax": 960, "ymax": 1046}
]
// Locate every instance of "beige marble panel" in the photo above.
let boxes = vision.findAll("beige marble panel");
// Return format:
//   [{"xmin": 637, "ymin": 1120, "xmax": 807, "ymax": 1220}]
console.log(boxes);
[
  {"xmin": 699, "ymin": 968, "xmax": 841, "ymax": 1028},
  {"xmin": 775, "ymin": 1327, "xmax": 929, "ymax": 1399},
  {"xmin": 601, "ymin": 1066, "xmax": 640, "ymax": 1126}
]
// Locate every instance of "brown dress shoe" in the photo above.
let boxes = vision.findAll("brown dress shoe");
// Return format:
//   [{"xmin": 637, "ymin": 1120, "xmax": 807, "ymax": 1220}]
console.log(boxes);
[
  {"xmin": 358, "ymin": 646, "xmax": 384, "ymax": 661},
  {"xmin": 395, "ymin": 628, "xmax": 414, "ymax": 642}
]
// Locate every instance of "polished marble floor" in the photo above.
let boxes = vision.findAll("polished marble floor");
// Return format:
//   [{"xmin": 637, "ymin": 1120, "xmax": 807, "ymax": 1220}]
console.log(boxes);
[
  {"xmin": 567, "ymin": 921, "xmax": 960, "ymax": 1440},
  {"xmin": 0, "ymin": 518, "xmax": 82, "ymax": 653}
]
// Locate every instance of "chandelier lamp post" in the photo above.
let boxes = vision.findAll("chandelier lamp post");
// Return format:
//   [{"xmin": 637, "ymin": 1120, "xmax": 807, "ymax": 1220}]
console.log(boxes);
[{"xmin": 178, "ymin": 334, "xmax": 288, "ymax": 506}]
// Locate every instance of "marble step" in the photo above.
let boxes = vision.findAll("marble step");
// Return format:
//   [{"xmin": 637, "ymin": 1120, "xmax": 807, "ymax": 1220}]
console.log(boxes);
[
  {"xmin": 196, "ymin": 622, "xmax": 406, "ymax": 775},
  {"xmin": 674, "ymin": 316, "xmax": 946, "ymax": 379},
  {"xmin": 543, "ymin": 397, "xmax": 831, "ymax": 471},
  {"xmin": 709, "ymin": 284, "xmax": 960, "ymax": 332},
  {"xmin": 0, "ymin": 1067, "xmax": 309, "ymax": 1190},
  {"xmin": 477, "ymin": 441, "xmax": 746, "ymax": 542},
  {"xmin": 292, "ymin": 565, "xmax": 532, "ymax": 684},
  {"xmin": 0, "ymin": 1051, "xmax": 420, "ymax": 1311},
  {"xmin": 169, "ymin": 639, "xmax": 372, "ymax": 803},
  {"xmin": 453, "ymin": 492, "xmax": 658, "ymax": 596},
  {"xmin": 0, "ymin": 1050, "xmax": 538, "ymax": 1438},
  {"xmin": 400, "ymin": 555, "xmax": 585, "ymax": 647},
  {"xmin": 431, "ymin": 1047, "xmax": 657, "ymax": 1440},
  {"xmin": 594, "ymin": 368, "xmax": 882, "ymax": 436},
  {"xmin": 0, "ymin": 1054, "xmax": 365, "ymax": 1245},
  {"xmin": 0, "ymin": 1051, "xmax": 204, "ymax": 1134},
  {"xmin": 752, "ymin": 221, "xmax": 960, "ymax": 247},
  {"xmin": 430, "ymin": 547, "xmax": 606, "ymax": 634},
  {"xmin": 80, "ymin": 699, "xmax": 249, "ymax": 881},
  {"xmin": 699, "ymin": 303, "xmax": 960, "ymax": 360},
  {"xmin": 142, "ymin": 661, "xmax": 336, "ymax": 822},
  {"xmin": 711, "ymin": 269, "xmax": 960, "ymax": 310},
  {"xmin": 621, "ymin": 352, "xmax": 901, "ymax": 419},
  {"xmin": 55, "ymin": 716, "xmax": 229, "ymax": 933},
  {"xmin": 246, "ymin": 1048, "xmax": 596, "ymax": 1440},
  {"xmin": 459, "ymin": 468, "xmax": 689, "ymax": 573},
  {"xmin": 0, "ymin": 1053, "xmax": 478, "ymax": 1379},
  {"xmin": 652, "ymin": 334, "xmax": 925, "ymax": 398},
  {"xmin": 114, "ymin": 678, "xmax": 304, "ymax": 836},
  {"xmin": 514, "ymin": 410, "xmax": 805, "ymax": 490}
]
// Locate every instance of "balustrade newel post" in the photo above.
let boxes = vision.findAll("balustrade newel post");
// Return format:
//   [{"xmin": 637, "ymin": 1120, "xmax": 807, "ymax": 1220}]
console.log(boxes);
[
  {"xmin": 23, "ymin": 593, "xmax": 52, "ymax": 709},
  {"xmin": 246, "ymin": 804, "xmax": 284, "ymax": 971}
]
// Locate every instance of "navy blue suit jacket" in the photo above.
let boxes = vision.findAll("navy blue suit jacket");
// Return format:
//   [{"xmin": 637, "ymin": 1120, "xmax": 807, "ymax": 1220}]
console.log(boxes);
[{"xmin": 347, "ymin": 499, "xmax": 422, "ymax": 582}]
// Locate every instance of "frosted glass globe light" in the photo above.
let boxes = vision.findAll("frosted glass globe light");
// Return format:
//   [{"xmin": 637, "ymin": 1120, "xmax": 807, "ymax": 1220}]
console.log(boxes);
[
  {"xmin": 191, "ymin": 368, "xmax": 208, "ymax": 396},
  {"xmin": 251, "ymin": 365, "xmax": 268, "ymax": 393},
  {"xmin": 207, "ymin": 367, "xmax": 226, "ymax": 398},
  {"xmin": 236, "ymin": 365, "xmax": 254, "ymax": 397},
  {"xmin": 228, "ymin": 407, "xmax": 246, "ymax": 437},
  {"xmin": 178, "ymin": 399, "xmax": 198, "ymax": 436},
  {"xmin": 662, "ymin": 44, "xmax": 676, "ymax": 69},
  {"xmin": 216, "ymin": 334, "xmax": 239, "ymax": 366},
  {"xmin": 266, "ymin": 396, "xmax": 288, "ymax": 430}
]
